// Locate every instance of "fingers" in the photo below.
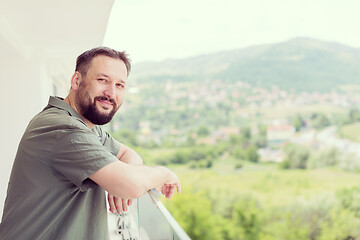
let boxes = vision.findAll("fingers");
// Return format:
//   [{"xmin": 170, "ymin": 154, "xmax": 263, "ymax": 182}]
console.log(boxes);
[
  {"xmin": 128, "ymin": 199, "xmax": 133, "ymax": 207},
  {"xmin": 108, "ymin": 194, "xmax": 116, "ymax": 214},
  {"xmin": 122, "ymin": 199, "xmax": 129, "ymax": 212},
  {"xmin": 114, "ymin": 197, "xmax": 123, "ymax": 215},
  {"xmin": 167, "ymin": 185, "xmax": 176, "ymax": 199},
  {"xmin": 108, "ymin": 194, "xmax": 133, "ymax": 215},
  {"xmin": 176, "ymin": 182, "xmax": 181, "ymax": 193},
  {"xmin": 163, "ymin": 170, "xmax": 181, "ymax": 198},
  {"xmin": 160, "ymin": 183, "xmax": 181, "ymax": 199}
]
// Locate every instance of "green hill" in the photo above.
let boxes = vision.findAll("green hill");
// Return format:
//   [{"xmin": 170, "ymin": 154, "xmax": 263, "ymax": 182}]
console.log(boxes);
[{"xmin": 132, "ymin": 38, "xmax": 360, "ymax": 92}]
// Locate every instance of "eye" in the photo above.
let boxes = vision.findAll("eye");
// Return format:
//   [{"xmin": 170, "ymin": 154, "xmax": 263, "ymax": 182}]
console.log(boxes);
[
  {"xmin": 98, "ymin": 78, "xmax": 106, "ymax": 82},
  {"xmin": 116, "ymin": 83, "xmax": 125, "ymax": 89}
]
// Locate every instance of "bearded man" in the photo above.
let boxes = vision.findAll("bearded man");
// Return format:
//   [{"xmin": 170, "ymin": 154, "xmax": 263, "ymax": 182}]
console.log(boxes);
[{"xmin": 0, "ymin": 47, "xmax": 181, "ymax": 240}]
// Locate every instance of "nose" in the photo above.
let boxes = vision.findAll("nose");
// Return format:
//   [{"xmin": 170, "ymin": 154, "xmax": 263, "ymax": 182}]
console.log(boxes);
[{"xmin": 104, "ymin": 84, "xmax": 116, "ymax": 99}]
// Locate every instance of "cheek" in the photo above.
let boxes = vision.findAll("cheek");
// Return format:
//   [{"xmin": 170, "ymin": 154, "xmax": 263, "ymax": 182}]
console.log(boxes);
[
  {"xmin": 116, "ymin": 91, "xmax": 125, "ymax": 100},
  {"xmin": 115, "ymin": 94, "xmax": 124, "ymax": 107}
]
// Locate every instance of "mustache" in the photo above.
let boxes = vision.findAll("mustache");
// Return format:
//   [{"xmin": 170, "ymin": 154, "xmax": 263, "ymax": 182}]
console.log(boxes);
[{"xmin": 94, "ymin": 96, "xmax": 116, "ymax": 105}]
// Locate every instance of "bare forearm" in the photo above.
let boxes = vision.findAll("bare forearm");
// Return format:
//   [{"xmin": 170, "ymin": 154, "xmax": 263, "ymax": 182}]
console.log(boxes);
[
  {"xmin": 122, "ymin": 165, "xmax": 171, "ymax": 196},
  {"xmin": 116, "ymin": 144, "xmax": 143, "ymax": 165},
  {"xmin": 90, "ymin": 161, "xmax": 178, "ymax": 199},
  {"xmin": 106, "ymin": 164, "xmax": 170, "ymax": 215}
]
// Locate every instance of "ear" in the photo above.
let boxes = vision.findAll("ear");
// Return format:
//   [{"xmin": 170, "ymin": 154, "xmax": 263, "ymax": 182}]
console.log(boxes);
[{"xmin": 70, "ymin": 72, "xmax": 82, "ymax": 90}]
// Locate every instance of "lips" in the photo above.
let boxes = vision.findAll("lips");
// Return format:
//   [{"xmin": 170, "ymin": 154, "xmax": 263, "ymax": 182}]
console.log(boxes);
[
  {"xmin": 98, "ymin": 99, "xmax": 112, "ymax": 106},
  {"xmin": 95, "ymin": 96, "xmax": 115, "ymax": 109}
]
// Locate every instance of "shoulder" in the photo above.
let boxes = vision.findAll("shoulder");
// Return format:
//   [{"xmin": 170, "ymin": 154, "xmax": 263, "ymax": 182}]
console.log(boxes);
[{"xmin": 28, "ymin": 107, "xmax": 89, "ymax": 136}]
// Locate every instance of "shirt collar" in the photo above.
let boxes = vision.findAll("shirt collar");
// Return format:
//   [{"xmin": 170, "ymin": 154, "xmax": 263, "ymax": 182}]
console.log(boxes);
[{"xmin": 47, "ymin": 96, "xmax": 87, "ymax": 125}]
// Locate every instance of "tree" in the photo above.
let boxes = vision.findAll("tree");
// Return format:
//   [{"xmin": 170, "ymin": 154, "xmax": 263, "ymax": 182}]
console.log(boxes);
[
  {"xmin": 246, "ymin": 145, "xmax": 259, "ymax": 163},
  {"xmin": 307, "ymin": 148, "xmax": 339, "ymax": 169},
  {"xmin": 337, "ymin": 186, "xmax": 360, "ymax": 217},
  {"xmin": 240, "ymin": 126, "xmax": 252, "ymax": 144},
  {"xmin": 232, "ymin": 198, "xmax": 262, "ymax": 240},
  {"xmin": 281, "ymin": 144, "xmax": 310, "ymax": 169},
  {"xmin": 252, "ymin": 135, "xmax": 267, "ymax": 148},
  {"xmin": 112, "ymin": 129, "xmax": 138, "ymax": 146},
  {"xmin": 348, "ymin": 108, "xmax": 360, "ymax": 123},
  {"xmin": 170, "ymin": 151, "xmax": 188, "ymax": 164},
  {"xmin": 164, "ymin": 191, "xmax": 223, "ymax": 240},
  {"xmin": 311, "ymin": 113, "xmax": 331, "ymax": 129},
  {"xmin": 231, "ymin": 147, "xmax": 245, "ymax": 160},
  {"xmin": 318, "ymin": 207, "xmax": 360, "ymax": 240},
  {"xmin": 197, "ymin": 126, "xmax": 210, "ymax": 137},
  {"xmin": 292, "ymin": 114, "xmax": 305, "ymax": 131},
  {"xmin": 229, "ymin": 134, "xmax": 242, "ymax": 145}
]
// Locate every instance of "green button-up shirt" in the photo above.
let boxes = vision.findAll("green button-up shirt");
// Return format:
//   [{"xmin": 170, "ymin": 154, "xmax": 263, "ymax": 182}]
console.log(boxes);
[{"xmin": 0, "ymin": 96, "xmax": 120, "ymax": 240}]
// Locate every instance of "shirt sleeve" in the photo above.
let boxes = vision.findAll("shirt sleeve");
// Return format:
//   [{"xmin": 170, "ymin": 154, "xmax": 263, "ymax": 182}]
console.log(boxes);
[
  {"xmin": 51, "ymin": 129, "xmax": 118, "ymax": 191},
  {"xmin": 94, "ymin": 126, "xmax": 121, "ymax": 156}
]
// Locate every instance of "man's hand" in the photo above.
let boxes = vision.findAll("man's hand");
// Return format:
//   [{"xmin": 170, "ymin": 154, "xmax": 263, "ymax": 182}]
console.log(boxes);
[
  {"xmin": 156, "ymin": 169, "xmax": 181, "ymax": 199},
  {"xmin": 159, "ymin": 183, "xmax": 181, "ymax": 199},
  {"xmin": 108, "ymin": 193, "xmax": 133, "ymax": 215},
  {"xmin": 91, "ymin": 153, "xmax": 181, "ymax": 200}
]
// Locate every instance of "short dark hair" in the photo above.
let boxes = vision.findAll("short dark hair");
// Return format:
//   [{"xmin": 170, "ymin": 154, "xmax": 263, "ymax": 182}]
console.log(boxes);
[{"xmin": 75, "ymin": 47, "xmax": 131, "ymax": 77}]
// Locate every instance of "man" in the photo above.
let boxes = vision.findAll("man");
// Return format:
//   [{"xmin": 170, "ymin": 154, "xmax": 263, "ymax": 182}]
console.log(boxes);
[{"xmin": 0, "ymin": 47, "xmax": 181, "ymax": 239}]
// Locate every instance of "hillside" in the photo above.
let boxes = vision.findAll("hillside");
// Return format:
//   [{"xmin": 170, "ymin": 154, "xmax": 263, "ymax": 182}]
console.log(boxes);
[{"xmin": 132, "ymin": 38, "xmax": 360, "ymax": 92}]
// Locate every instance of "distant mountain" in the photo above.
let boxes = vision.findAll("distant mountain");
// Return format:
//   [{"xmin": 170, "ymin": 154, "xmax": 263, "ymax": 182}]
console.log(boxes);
[{"xmin": 132, "ymin": 38, "xmax": 360, "ymax": 92}]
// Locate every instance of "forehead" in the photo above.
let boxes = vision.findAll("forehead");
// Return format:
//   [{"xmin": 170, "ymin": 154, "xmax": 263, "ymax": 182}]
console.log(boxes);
[{"xmin": 87, "ymin": 55, "xmax": 128, "ymax": 81}]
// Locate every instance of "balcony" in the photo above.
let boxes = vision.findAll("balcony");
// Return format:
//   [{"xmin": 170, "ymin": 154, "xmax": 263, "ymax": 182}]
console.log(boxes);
[{"xmin": 108, "ymin": 190, "xmax": 191, "ymax": 240}]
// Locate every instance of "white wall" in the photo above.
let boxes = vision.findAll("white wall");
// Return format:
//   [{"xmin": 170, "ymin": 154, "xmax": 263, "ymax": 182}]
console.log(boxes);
[
  {"xmin": 0, "ymin": 40, "xmax": 53, "ymax": 213},
  {"xmin": 0, "ymin": 0, "xmax": 114, "ymax": 219}
]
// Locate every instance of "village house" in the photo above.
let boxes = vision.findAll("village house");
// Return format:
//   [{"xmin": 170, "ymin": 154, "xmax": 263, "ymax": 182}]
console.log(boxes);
[{"xmin": 267, "ymin": 123, "xmax": 296, "ymax": 147}]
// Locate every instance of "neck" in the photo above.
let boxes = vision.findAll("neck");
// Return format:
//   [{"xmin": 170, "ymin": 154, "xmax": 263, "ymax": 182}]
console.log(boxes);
[{"xmin": 64, "ymin": 94, "xmax": 95, "ymax": 129}]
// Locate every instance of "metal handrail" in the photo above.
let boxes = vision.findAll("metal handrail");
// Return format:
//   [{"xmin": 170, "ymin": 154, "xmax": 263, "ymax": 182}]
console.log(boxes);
[
  {"xmin": 147, "ymin": 190, "xmax": 191, "ymax": 240},
  {"xmin": 109, "ymin": 190, "xmax": 191, "ymax": 240}
]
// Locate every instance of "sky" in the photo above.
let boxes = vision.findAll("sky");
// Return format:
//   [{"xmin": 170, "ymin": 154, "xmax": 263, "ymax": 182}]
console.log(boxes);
[{"xmin": 103, "ymin": 0, "xmax": 360, "ymax": 63}]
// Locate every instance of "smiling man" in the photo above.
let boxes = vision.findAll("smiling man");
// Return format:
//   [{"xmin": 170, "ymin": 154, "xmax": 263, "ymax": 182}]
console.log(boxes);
[{"xmin": 0, "ymin": 47, "xmax": 181, "ymax": 240}]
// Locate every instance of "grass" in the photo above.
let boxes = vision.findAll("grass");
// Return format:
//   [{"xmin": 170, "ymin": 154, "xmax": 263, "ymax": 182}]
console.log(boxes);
[
  {"xmin": 338, "ymin": 122, "xmax": 360, "ymax": 142},
  {"xmin": 167, "ymin": 163, "xmax": 360, "ymax": 213},
  {"xmin": 140, "ymin": 146, "xmax": 360, "ymax": 208}
]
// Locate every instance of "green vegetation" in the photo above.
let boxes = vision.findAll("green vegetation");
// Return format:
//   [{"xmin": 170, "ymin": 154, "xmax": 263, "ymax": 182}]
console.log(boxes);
[
  {"xmin": 280, "ymin": 144, "xmax": 310, "ymax": 169},
  {"xmin": 163, "ymin": 168, "xmax": 360, "ymax": 240},
  {"xmin": 336, "ymin": 109, "xmax": 360, "ymax": 142},
  {"xmin": 338, "ymin": 122, "xmax": 360, "ymax": 142},
  {"xmin": 107, "ymin": 80, "xmax": 360, "ymax": 238},
  {"xmin": 310, "ymin": 113, "xmax": 331, "ymax": 130},
  {"xmin": 292, "ymin": 114, "xmax": 305, "ymax": 131},
  {"xmin": 106, "ymin": 43, "xmax": 360, "ymax": 238},
  {"xmin": 133, "ymin": 38, "xmax": 360, "ymax": 93},
  {"xmin": 119, "ymin": 129, "xmax": 360, "ymax": 239}
]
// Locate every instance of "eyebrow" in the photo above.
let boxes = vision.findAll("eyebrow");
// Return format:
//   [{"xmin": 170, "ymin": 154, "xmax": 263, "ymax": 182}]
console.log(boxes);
[{"xmin": 96, "ymin": 73, "xmax": 111, "ymax": 79}]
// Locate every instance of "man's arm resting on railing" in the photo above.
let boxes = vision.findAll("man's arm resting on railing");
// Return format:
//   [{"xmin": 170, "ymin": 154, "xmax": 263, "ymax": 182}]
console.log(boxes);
[
  {"xmin": 107, "ymin": 143, "xmax": 144, "ymax": 214},
  {"xmin": 116, "ymin": 143, "xmax": 144, "ymax": 166},
  {"xmin": 90, "ymin": 160, "xmax": 181, "ymax": 207}
]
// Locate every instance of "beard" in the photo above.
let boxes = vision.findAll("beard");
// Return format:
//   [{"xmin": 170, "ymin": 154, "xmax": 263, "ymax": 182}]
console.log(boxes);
[{"xmin": 75, "ymin": 87, "xmax": 119, "ymax": 125}]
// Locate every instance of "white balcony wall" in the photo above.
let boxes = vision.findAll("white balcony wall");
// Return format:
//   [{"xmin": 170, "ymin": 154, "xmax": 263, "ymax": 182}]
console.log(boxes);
[{"xmin": 0, "ymin": 0, "xmax": 114, "ymax": 216}]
